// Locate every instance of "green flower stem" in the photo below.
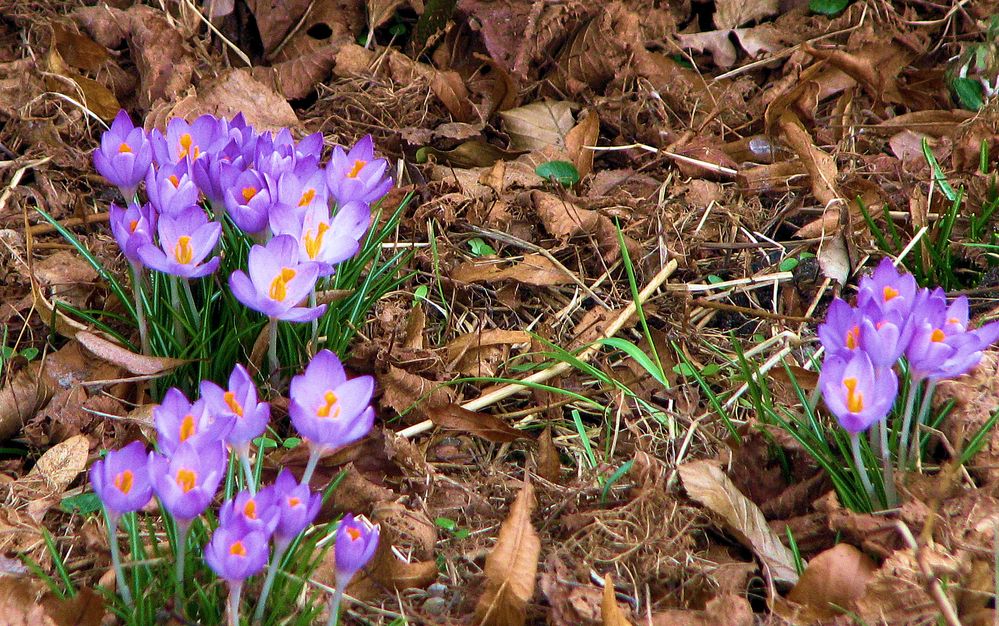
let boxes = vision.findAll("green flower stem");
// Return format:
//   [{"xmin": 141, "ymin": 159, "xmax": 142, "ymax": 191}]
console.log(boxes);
[
  {"xmin": 301, "ymin": 446, "xmax": 324, "ymax": 487},
  {"xmin": 130, "ymin": 264, "xmax": 150, "ymax": 355},
  {"xmin": 174, "ymin": 520, "xmax": 191, "ymax": 608},
  {"xmin": 238, "ymin": 449, "xmax": 256, "ymax": 495},
  {"xmin": 268, "ymin": 317, "xmax": 279, "ymax": 380},
  {"xmin": 850, "ymin": 433, "xmax": 876, "ymax": 511},
  {"xmin": 309, "ymin": 290, "xmax": 319, "ymax": 350},
  {"xmin": 181, "ymin": 279, "xmax": 202, "ymax": 330},
  {"xmin": 909, "ymin": 380, "xmax": 938, "ymax": 469},
  {"xmin": 877, "ymin": 420, "xmax": 897, "ymax": 508},
  {"xmin": 104, "ymin": 509, "xmax": 133, "ymax": 608},
  {"xmin": 228, "ymin": 581, "xmax": 243, "ymax": 626},
  {"xmin": 896, "ymin": 378, "xmax": 922, "ymax": 471},
  {"xmin": 170, "ymin": 278, "xmax": 187, "ymax": 346},
  {"xmin": 252, "ymin": 540, "xmax": 290, "ymax": 625},
  {"xmin": 325, "ymin": 587, "xmax": 344, "ymax": 626}
]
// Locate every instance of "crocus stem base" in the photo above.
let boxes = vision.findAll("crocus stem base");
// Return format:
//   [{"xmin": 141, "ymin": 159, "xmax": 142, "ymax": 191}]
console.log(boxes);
[
  {"xmin": 301, "ymin": 447, "xmax": 324, "ymax": 487},
  {"xmin": 325, "ymin": 587, "xmax": 344, "ymax": 626},
  {"xmin": 239, "ymin": 450, "xmax": 256, "ymax": 495},
  {"xmin": 130, "ymin": 264, "xmax": 150, "ymax": 356},
  {"xmin": 170, "ymin": 278, "xmax": 187, "ymax": 346},
  {"xmin": 252, "ymin": 540, "xmax": 290, "ymax": 625},
  {"xmin": 105, "ymin": 511, "xmax": 133, "ymax": 608},
  {"xmin": 908, "ymin": 380, "xmax": 938, "ymax": 471},
  {"xmin": 877, "ymin": 420, "xmax": 897, "ymax": 508},
  {"xmin": 181, "ymin": 279, "xmax": 202, "ymax": 330},
  {"xmin": 267, "ymin": 317, "xmax": 279, "ymax": 381},
  {"xmin": 228, "ymin": 582, "xmax": 243, "ymax": 626},
  {"xmin": 850, "ymin": 433, "xmax": 877, "ymax": 511},
  {"xmin": 896, "ymin": 378, "xmax": 921, "ymax": 471},
  {"xmin": 174, "ymin": 520, "xmax": 191, "ymax": 608}
]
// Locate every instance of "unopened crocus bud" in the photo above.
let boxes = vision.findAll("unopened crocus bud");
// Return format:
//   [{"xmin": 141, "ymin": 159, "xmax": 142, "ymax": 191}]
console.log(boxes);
[
  {"xmin": 334, "ymin": 513, "xmax": 379, "ymax": 587},
  {"xmin": 93, "ymin": 110, "xmax": 152, "ymax": 199},
  {"xmin": 90, "ymin": 441, "xmax": 153, "ymax": 521},
  {"xmin": 273, "ymin": 469, "xmax": 321, "ymax": 545}
]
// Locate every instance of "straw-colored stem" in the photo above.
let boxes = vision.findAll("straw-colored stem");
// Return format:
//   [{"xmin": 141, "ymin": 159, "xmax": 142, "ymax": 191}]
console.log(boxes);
[{"xmin": 301, "ymin": 446, "xmax": 324, "ymax": 487}]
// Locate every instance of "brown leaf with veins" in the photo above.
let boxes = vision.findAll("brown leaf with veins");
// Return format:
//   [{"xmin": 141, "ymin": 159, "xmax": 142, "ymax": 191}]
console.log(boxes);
[
  {"xmin": 565, "ymin": 109, "xmax": 599, "ymax": 179},
  {"xmin": 76, "ymin": 331, "xmax": 187, "ymax": 376},
  {"xmin": 429, "ymin": 403, "xmax": 526, "ymax": 443},
  {"xmin": 451, "ymin": 254, "xmax": 574, "ymax": 287},
  {"xmin": 474, "ymin": 480, "xmax": 541, "ymax": 626},
  {"xmin": 678, "ymin": 460, "xmax": 798, "ymax": 584},
  {"xmin": 713, "ymin": 0, "xmax": 777, "ymax": 29},
  {"xmin": 123, "ymin": 5, "xmax": 196, "ymax": 108},
  {"xmin": 245, "ymin": 0, "xmax": 312, "ymax": 55},
  {"xmin": 500, "ymin": 100, "xmax": 574, "ymax": 151},
  {"xmin": 786, "ymin": 543, "xmax": 876, "ymax": 621},
  {"xmin": 779, "ymin": 111, "xmax": 840, "ymax": 208}
]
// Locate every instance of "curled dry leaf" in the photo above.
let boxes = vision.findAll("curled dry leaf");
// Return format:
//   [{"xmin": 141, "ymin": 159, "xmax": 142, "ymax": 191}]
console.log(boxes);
[
  {"xmin": 245, "ymin": 0, "xmax": 312, "ymax": 54},
  {"xmin": 75, "ymin": 331, "xmax": 187, "ymax": 376},
  {"xmin": 26, "ymin": 434, "xmax": 89, "ymax": 495},
  {"xmin": 713, "ymin": 0, "xmax": 777, "ymax": 29},
  {"xmin": 475, "ymin": 481, "xmax": 541, "ymax": 626},
  {"xmin": 44, "ymin": 45, "xmax": 120, "ymax": 121},
  {"xmin": 565, "ymin": 109, "xmax": 599, "ymax": 179},
  {"xmin": 0, "ymin": 362, "xmax": 53, "ymax": 442},
  {"xmin": 536, "ymin": 426, "xmax": 561, "ymax": 482},
  {"xmin": 0, "ymin": 576, "xmax": 104, "ymax": 626},
  {"xmin": 380, "ymin": 364, "xmax": 455, "ymax": 417},
  {"xmin": 500, "ymin": 100, "xmax": 574, "ymax": 152},
  {"xmin": 451, "ymin": 254, "xmax": 575, "ymax": 287},
  {"xmin": 786, "ymin": 543, "xmax": 876, "ymax": 621},
  {"xmin": 429, "ymin": 403, "xmax": 525, "ymax": 443},
  {"xmin": 678, "ymin": 460, "xmax": 798, "ymax": 585},
  {"xmin": 123, "ymin": 5, "xmax": 197, "ymax": 108},
  {"xmin": 601, "ymin": 574, "xmax": 634, "ymax": 626}
]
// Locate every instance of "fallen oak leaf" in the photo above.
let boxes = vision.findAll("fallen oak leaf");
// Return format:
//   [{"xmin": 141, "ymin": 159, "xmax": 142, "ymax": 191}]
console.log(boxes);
[
  {"xmin": 75, "ymin": 331, "xmax": 188, "ymax": 376},
  {"xmin": 451, "ymin": 254, "xmax": 575, "ymax": 287},
  {"xmin": 429, "ymin": 403, "xmax": 526, "ymax": 443},
  {"xmin": 500, "ymin": 100, "xmax": 574, "ymax": 151},
  {"xmin": 678, "ymin": 460, "xmax": 799, "ymax": 585},
  {"xmin": 0, "ymin": 362, "xmax": 53, "ymax": 443},
  {"xmin": 474, "ymin": 480, "xmax": 541, "ymax": 626},
  {"xmin": 786, "ymin": 543, "xmax": 876, "ymax": 620}
]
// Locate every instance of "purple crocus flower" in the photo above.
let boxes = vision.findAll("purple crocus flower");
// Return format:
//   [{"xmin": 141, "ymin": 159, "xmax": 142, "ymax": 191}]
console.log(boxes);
[
  {"xmin": 326, "ymin": 135, "xmax": 393, "ymax": 207},
  {"xmin": 219, "ymin": 487, "xmax": 280, "ymax": 538},
  {"xmin": 90, "ymin": 441, "xmax": 153, "ymax": 521},
  {"xmin": 145, "ymin": 159, "xmax": 201, "ymax": 216},
  {"xmin": 253, "ymin": 131, "xmax": 297, "ymax": 179},
  {"xmin": 137, "ymin": 206, "xmax": 221, "ymax": 278},
  {"xmin": 154, "ymin": 387, "xmax": 234, "ymax": 456},
  {"xmin": 204, "ymin": 523, "xmax": 269, "ymax": 583},
  {"xmin": 272, "ymin": 469, "xmax": 322, "ymax": 545},
  {"xmin": 856, "ymin": 258, "xmax": 918, "ymax": 319},
  {"xmin": 228, "ymin": 235, "xmax": 327, "ymax": 322},
  {"xmin": 819, "ymin": 351, "xmax": 898, "ymax": 434},
  {"xmin": 109, "ymin": 202, "xmax": 156, "ymax": 267},
  {"xmin": 200, "ymin": 364, "xmax": 270, "ymax": 452},
  {"xmin": 269, "ymin": 201, "xmax": 368, "ymax": 275},
  {"xmin": 94, "ymin": 110, "xmax": 153, "ymax": 199},
  {"xmin": 223, "ymin": 168, "xmax": 274, "ymax": 235},
  {"xmin": 150, "ymin": 114, "xmax": 222, "ymax": 166},
  {"xmin": 334, "ymin": 513, "xmax": 379, "ymax": 586},
  {"xmin": 149, "ymin": 440, "xmax": 227, "ymax": 522},
  {"xmin": 274, "ymin": 168, "xmax": 329, "ymax": 214},
  {"xmin": 191, "ymin": 143, "xmax": 243, "ymax": 211},
  {"xmin": 817, "ymin": 298, "xmax": 865, "ymax": 358},
  {"xmin": 288, "ymin": 349, "xmax": 375, "ymax": 453}
]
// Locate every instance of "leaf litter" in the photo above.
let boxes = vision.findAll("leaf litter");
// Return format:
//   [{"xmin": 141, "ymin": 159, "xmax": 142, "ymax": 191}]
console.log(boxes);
[{"xmin": 2, "ymin": 0, "xmax": 999, "ymax": 623}]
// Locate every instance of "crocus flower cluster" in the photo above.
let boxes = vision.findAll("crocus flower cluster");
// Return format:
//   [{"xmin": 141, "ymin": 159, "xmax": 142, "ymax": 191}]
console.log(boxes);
[
  {"xmin": 816, "ymin": 258, "xmax": 999, "ymax": 508},
  {"xmin": 94, "ymin": 110, "xmax": 393, "ymax": 361},
  {"xmin": 818, "ymin": 258, "xmax": 999, "ymax": 434},
  {"xmin": 88, "ymin": 351, "xmax": 378, "ymax": 621}
]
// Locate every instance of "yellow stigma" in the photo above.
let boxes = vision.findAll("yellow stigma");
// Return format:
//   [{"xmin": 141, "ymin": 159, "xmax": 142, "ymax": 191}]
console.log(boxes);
[
  {"xmin": 113, "ymin": 470, "xmax": 134, "ymax": 494},
  {"xmin": 179, "ymin": 414, "xmax": 196, "ymax": 442},
  {"xmin": 241, "ymin": 186, "xmax": 257, "ymax": 202},
  {"xmin": 347, "ymin": 160, "xmax": 366, "ymax": 178},
  {"xmin": 118, "ymin": 142, "xmax": 132, "ymax": 154},
  {"xmin": 316, "ymin": 390, "xmax": 341, "ymax": 418},
  {"xmin": 268, "ymin": 267, "xmax": 296, "ymax": 302},
  {"xmin": 244, "ymin": 499, "xmax": 257, "ymax": 520},
  {"xmin": 347, "ymin": 526, "xmax": 361, "ymax": 541},
  {"xmin": 931, "ymin": 328, "xmax": 946, "ymax": 342},
  {"xmin": 229, "ymin": 541, "xmax": 247, "ymax": 557},
  {"xmin": 843, "ymin": 377, "xmax": 864, "ymax": 413},
  {"xmin": 845, "ymin": 325, "xmax": 859, "ymax": 350},
  {"xmin": 224, "ymin": 391, "xmax": 244, "ymax": 417},
  {"xmin": 303, "ymin": 223, "xmax": 329, "ymax": 260},
  {"xmin": 178, "ymin": 133, "xmax": 193, "ymax": 159},
  {"xmin": 299, "ymin": 188, "xmax": 316, "ymax": 207},
  {"xmin": 176, "ymin": 468, "xmax": 197, "ymax": 493},
  {"xmin": 174, "ymin": 235, "xmax": 194, "ymax": 264},
  {"xmin": 883, "ymin": 286, "xmax": 899, "ymax": 301}
]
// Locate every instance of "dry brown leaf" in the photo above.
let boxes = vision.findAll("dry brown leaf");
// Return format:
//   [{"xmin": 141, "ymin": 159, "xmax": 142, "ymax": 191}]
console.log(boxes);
[
  {"xmin": 714, "ymin": 0, "xmax": 778, "ymax": 29},
  {"xmin": 429, "ymin": 403, "xmax": 525, "ymax": 443},
  {"xmin": 0, "ymin": 363, "xmax": 52, "ymax": 443},
  {"xmin": 601, "ymin": 574, "xmax": 634, "ymax": 626},
  {"xmin": 779, "ymin": 111, "xmax": 840, "ymax": 208},
  {"xmin": 379, "ymin": 365, "xmax": 455, "ymax": 416},
  {"xmin": 652, "ymin": 594, "xmax": 754, "ymax": 626},
  {"xmin": 0, "ymin": 575, "xmax": 103, "ymax": 626},
  {"xmin": 418, "ymin": 140, "xmax": 525, "ymax": 168},
  {"xmin": 246, "ymin": 0, "xmax": 312, "ymax": 54},
  {"xmin": 678, "ymin": 26, "xmax": 782, "ymax": 69},
  {"xmin": 44, "ymin": 45, "xmax": 120, "ymax": 121},
  {"xmin": 123, "ymin": 5, "xmax": 196, "ymax": 108},
  {"xmin": 27, "ymin": 434, "xmax": 89, "ymax": 494},
  {"xmin": 475, "ymin": 481, "xmax": 541, "ymax": 626},
  {"xmin": 787, "ymin": 543, "xmax": 876, "ymax": 620},
  {"xmin": 367, "ymin": 0, "xmax": 407, "ymax": 32},
  {"xmin": 166, "ymin": 69, "xmax": 299, "ymax": 132},
  {"xmin": 818, "ymin": 233, "xmax": 850, "ymax": 286},
  {"xmin": 445, "ymin": 330, "xmax": 531, "ymax": 363},
  {"xmin": 451, "ymin": 254, "xmax": 574, "ymax": 287},
  {"xmin": 565, "ymin": 109, "xmax": 599, "ymax": 179},
  {"xmin": 75, "ymin": 331, "xmax": 187, "ymax": 376},
  {"xmin": 537, "ymin": 426, "xmax": 561, "ymax": 482},
  {"xmin": 500, "ymin": 101, "xmax": 574, "ymax": 151},
  {"xmin": 50, "ymin": 22, "xmax": 108, "ymax": 72},
  {"xmin": 678, "ymin": 460, "xmax": 798, "ymax": 584}
]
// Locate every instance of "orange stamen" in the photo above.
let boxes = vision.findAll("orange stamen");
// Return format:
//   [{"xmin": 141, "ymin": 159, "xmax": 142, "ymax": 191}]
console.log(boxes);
[
  {"xmin": 178, "ymin": 133, "xmax": 193, "ymax": 159},
  {"xmin": 303, "ymin": 223, "xmax": 329, "ymax": 260},
  {"xmin": 241, "ymin": 187, "xmax": 257, "ymax": 202},
  {"xmin": 244, "ymin": 499, "xmax": 257, "ymax": 519},
  {"xmin": 229, "ymin": 541, "xmax": 247, "ymax": 556},
  {"xmin": 129, "ymin": 219, "xmax": 139, "ymax": 232},
  {"xmin": 113, "ymin": 470, "xmax": 134, "ymax": 494},
  {"xmin": 347, "ymin": 526, "xmax": 362, "ymax": 540},
  {"xmin": 174, "ymin": 235, "xmax": 194, "ymax": 264},
  {"xmin": 118, "ymin": 142, "xmax": 132, "ymax": 154},
  {"xmin": 288, "ymin": 496, "xmax": 301, "ymax": 507},
  {"xmin": 316, "ymin": 390, "xmax": 341, "ymax": 418},
  {"xmin": 176, "ymin": 468, "xmax": 197, "ymax": 493},
  {"xmin": 179, "ymin": 415, "xmax": 196, "ymax": 442},
  {"xmin": 843, "ymin": 377, "xmax": 864, "ymax": 413},
  {"xmin": 883, "ymin": 286, "xmax": 899, "ymax": 301},
  {"xmin": 299, "ymin": 188, "xmax": 316, "ymax": 207},
  {"xmin": 931, "ymin": 329, "xmax": 946, "ymax": 342},
  {"xmin": 347, "ymin": 160, "xmax": 366, "ymax": 178},
  {"xmin": 224, "ymin": 391, "xmax": 244, "ymax": 417},
  {"xmin": 845, "ymin": 325, "xmax": 860, "ymax": 350},
  {"xmin": 268, "ymin": 268, "xmax": 296, "ymax": 302}
]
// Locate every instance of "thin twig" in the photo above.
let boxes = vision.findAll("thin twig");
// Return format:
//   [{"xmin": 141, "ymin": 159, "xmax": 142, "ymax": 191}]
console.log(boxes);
[{"xmin": 894, "ymin": 521, "xmax": 962, "ymax": 626}]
